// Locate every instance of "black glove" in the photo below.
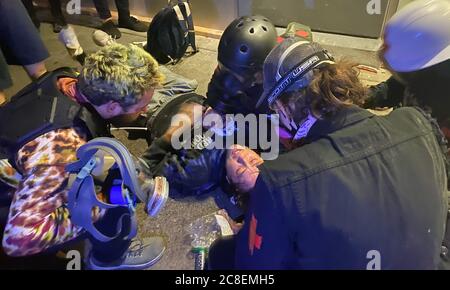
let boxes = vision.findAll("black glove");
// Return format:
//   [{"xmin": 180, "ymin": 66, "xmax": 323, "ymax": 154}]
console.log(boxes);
[{"xmin": 365, "ymin": 77, "xmax": 406, "ymax": 109}]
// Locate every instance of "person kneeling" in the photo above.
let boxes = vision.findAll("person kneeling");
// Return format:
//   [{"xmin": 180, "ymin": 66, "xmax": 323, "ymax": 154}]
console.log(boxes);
[
  {"xmin": 0, "ymin": 43, "xmax": 168, "ymax": 270},
  {"xmin": 209, "ymin": 38, "xmax": 448, "ymax": 270}
]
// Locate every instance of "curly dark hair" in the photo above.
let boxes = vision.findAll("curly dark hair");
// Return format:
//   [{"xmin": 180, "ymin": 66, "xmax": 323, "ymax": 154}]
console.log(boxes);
[{"xmin": 279, "ymin": 59, "xmax": 367, "ymax": 118}]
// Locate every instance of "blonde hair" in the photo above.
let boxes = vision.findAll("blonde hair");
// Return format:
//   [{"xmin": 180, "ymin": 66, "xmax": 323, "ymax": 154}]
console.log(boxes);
[{"xmin": 79, "ymin": 43, "xmax": 164, "ymax": 108}]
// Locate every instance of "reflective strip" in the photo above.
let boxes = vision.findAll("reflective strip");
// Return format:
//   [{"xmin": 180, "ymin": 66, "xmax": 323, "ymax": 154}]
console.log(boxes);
[
  {"xmin": 184, "ymin": 2, "xmax": 191, "ymax": 17},
  {"xmin": 173, "ymin": 5, "xmax": 185, "ymax": 21},
  {"xmin": 276, "ymin": 40, "xmax": 309, "ymax": 81},
  {"xmin": 50, "ymin": 97, "xmax": 58, "ymax": 123}
]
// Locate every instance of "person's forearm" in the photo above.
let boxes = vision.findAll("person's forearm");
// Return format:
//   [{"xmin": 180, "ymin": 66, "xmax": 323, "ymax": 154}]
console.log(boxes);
[
  {"xmin": 365, "ymin": 77, "xmax": 406, "ymax": 109},
  {"xmin": 142, "ymin": 137, "xmax": 174, "ymax": 176},
  {"xmin": 0, "ymin": 159, "xmax": 22, "ymax": 189}
]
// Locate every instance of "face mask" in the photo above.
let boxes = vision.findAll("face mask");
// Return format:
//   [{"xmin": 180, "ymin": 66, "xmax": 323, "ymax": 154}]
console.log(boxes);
[
  {"xmin": 278, "ymin": 107, "xmax": 317, "ymax": 142},
  {"xmin": 292, "ymin": 113, "xmax": 317, "ymax": 141}
]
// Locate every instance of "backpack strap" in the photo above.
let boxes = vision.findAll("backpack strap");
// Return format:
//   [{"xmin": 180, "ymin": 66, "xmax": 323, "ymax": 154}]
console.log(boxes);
[
  {"xmin": 180, "ymin": 0, "xmax": 197, "ymax": 52},
  {"xmin": 172, "ymin": 0, "xmax": 198, "ymax": 53}
]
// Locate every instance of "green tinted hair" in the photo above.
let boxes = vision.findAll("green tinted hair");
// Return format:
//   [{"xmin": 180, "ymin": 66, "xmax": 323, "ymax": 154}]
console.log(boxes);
[{"xmin": 79, "ymin": 43, "xmax": 164, "ymax": 108}]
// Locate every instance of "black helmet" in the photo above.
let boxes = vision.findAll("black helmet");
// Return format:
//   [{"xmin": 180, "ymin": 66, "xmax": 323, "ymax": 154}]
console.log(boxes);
[
  {"xmin": 218, "ymin": 15, "xmax": 277, "ymax": 76},
  {"xmin": 206, "ymin": 16, "xmax": 277, "ymax": 114}
]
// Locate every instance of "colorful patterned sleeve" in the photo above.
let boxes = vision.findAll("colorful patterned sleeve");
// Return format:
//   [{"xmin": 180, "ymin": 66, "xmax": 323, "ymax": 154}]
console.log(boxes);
[
  {"xmin": 0, "ymin": 159, "xmax": 22, "ymax": 189},
  {"xmin": 1, "ymin": 128, "xmax": 102, "ymax": 257}
]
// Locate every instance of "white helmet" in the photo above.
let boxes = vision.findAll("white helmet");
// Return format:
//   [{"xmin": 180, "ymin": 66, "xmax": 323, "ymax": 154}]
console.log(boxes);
[{"xmin": 383, "ymin": 0, "xmax": 450, "ymax": 72}]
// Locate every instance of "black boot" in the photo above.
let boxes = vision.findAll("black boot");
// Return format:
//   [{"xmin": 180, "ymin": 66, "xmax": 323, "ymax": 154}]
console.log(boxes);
[
  {"xmin": 118, "ymin": 16, "xmax": 148, "ymax": 32},
  {"xmin": 52, "ymin": 23, "xmax": 63, "ymax": 33},
  {"xmin": 99, "ymin": 19, "xmax": 122, "ymax": 39}
]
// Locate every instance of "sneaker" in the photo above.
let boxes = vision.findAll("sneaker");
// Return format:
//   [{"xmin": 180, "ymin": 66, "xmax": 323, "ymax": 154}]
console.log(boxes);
[
  {"xmin": 100, "ymin": 19, "xmax": 122, "ymax": 39},
  {"xmin": 92, "ymin": 29, "xmax": 116, "ymax": 47},
  {"xmin": 87, "ymin": 236, "xmax": 166, "ymax": 270},
  {"xmin": 58, "ymin": 25, "xmax": 85, "ymax": 62},
  {"xmin": 52, "ymin": 23, "xmax": 64, "ymax": 33},
  {"xmin": 118, "ymin": 16, "xmax": 148, "ymax": 32}
]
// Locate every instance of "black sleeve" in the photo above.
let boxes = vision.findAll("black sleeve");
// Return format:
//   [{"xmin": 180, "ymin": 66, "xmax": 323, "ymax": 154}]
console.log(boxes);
[
  {"xmin": 0, "ymin": 50, "xmax": 12, "ymax": 90},
  {"xmin": 141, "ymin": 137, "xmax": 175, "ymax": 176},
  {"xmin": 364, "ymin": 77, "xmax": 406, "ymax": 109},
  {"xmin": 141, "ymin": 138, "xmax": 228, "ymax": 197},
  {"xmin": 0, "ymin": 0, "xmax": 49, "ymax": 66},
  {"xmin": 235, "ymin": 174, "xmax": 291, "ymax": 269}
]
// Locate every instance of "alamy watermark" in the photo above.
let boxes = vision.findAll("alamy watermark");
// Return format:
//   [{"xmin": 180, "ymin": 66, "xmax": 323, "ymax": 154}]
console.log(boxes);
[
  {"xmin": 66, "ymin": 250, "xmax": 81, "ymax": 270},
  {"xmin": 169, "ymin": 107, "xmax": 280, "ymax": 160},
  {"xmin": 367, "ymin": 0, "xmax": 382, "ymax": 15},
  {"xmin": 66, "ymin": 0, "xmax": 81, "ymax": 15},
  {"xmin": 367, "ymin": 250, "xmax": 381, "ymax": 270},
  {"xmin": 64, "ymin": 1, "xmax": 380, "ymax": 20},
  {"xmin": 65, "ymin": 248, "xmax": 382, "ymax": 270}
]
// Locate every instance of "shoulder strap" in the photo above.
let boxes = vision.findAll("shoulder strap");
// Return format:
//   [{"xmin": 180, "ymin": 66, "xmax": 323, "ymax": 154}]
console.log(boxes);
[
  {"xmin": 0, "ymin": 68, "xmax": 79, "ymax": 162},
  {"xmin": 0, "ymin": 68, "xmax": 111, "ymax": 166},
  {"xmin": 171, "ymin": 0, "xmax": 198, "ymax": 53},
  {"xmin": 180, "ymin": 1, "xmax": 197, "ymax": 52}
]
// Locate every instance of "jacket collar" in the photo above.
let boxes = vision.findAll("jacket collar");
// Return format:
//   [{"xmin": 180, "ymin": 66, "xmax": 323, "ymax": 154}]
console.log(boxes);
[{"xmin": 305, "ymin": 105, "xmax": 374, "ymax": 142}]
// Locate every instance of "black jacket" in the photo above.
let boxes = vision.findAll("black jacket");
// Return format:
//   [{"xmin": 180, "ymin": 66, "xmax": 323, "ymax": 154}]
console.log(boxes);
[
  {"xmin": 142, "ymin": 92, "xmax": 276, "ymax": 198},
  {"xmin": 235, "ymin": 105, "xmax": 448, "ymax": 269},
  {"xmin": 142, "ymin": 137, "xmax": 227, "ymax": 197}
]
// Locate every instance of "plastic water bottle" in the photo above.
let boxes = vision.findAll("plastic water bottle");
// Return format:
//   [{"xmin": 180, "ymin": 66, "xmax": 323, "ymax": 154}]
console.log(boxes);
[{"xmin": 187, "ymin": 212, "xmax": 233, "ymax": 270}]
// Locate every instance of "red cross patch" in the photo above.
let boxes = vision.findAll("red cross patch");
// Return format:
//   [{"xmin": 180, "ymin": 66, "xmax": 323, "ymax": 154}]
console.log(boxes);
[{"xmin": 248, "ymin": 214, "xmax": 263, "ymax": 255}]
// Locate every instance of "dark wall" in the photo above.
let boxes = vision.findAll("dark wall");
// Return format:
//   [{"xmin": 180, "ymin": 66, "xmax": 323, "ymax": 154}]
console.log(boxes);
[{"xmin": 238, "ymin": 0, "xmax": 400, "ymax": 38}]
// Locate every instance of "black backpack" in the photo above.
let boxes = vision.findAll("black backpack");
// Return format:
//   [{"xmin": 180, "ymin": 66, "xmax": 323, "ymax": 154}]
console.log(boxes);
[
  {"xmin": 146, "ymin": 0, "xmax": 198, "ymax": 64},
  {"xmin": 0, "ymin": 68, "xmax": 110, "ymax": 163}
]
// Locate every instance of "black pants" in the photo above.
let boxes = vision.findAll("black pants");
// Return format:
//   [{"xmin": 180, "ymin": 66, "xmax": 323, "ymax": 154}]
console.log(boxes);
[
  {"xmin": 21, "ymin": 0, "xmax": 67, "ymax": 28},
  {"xmin": 49, "ymin": 0, "xmax": 67, "ymax": 26},
  {"xmin": 207, "ymin": 235, "xmax": 236, "ymax": 270},
  {"xmin": 21, "ymin": 0, "xmax": 40, "ymax": 29},
  {"xmin": 0, "ymin": 0, "xmax": 49, "ymax": 66},
  {"xmin": 0, "ymin": 50, "xmax": 12, "ymax": 90},
  {"xmin": 89, "ymin": 207, "xmax": 133, "ymax": 263},
  {"xmin": 92, "ymin": 0, "xmax": 130, "ymax": 20}
]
